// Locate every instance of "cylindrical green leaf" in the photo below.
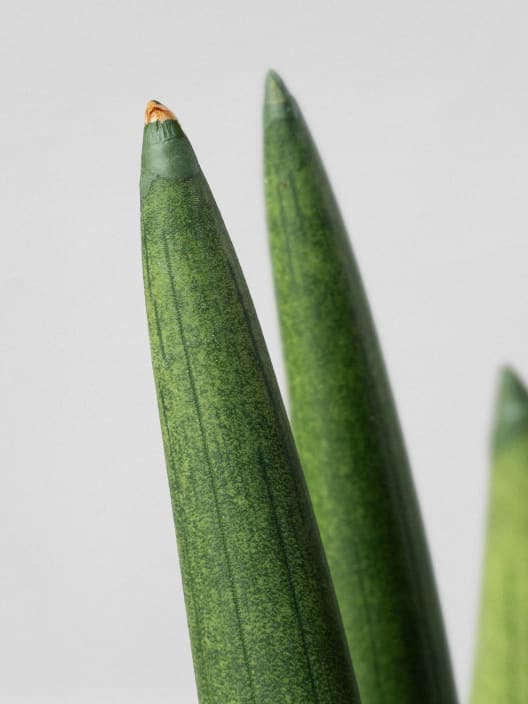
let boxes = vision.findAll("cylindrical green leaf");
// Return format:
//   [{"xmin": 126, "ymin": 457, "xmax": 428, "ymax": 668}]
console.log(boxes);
[
  {"xmin": 263, "ymin": 72, "xmax": 458, "ymax": 704},
  {"xmin": 140, "ymin": 102, "xmax": 359, "ymax": 704},
  {"xmin": 471, "ymin": 367, "xmax": 528, "ymax": 703}
]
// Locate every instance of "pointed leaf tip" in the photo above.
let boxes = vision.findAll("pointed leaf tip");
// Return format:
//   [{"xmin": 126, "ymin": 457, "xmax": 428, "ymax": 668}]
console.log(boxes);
[
  {"xmin": 264, "ymin": 70, "xmax": 298, "ymax": 126},
  {"xmin": 493, "ymin": 366, "xmax": 528, "ymax": 452},
  {"xmin": 144, "ymin": 99, "xmax": 177, "ymax": 124},
  {"xmin": 265, "ymin": 70, "xmax": 290, "ymax": 105}
]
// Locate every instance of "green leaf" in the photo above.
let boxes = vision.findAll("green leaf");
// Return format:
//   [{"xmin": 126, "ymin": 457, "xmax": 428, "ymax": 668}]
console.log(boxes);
[
  {"xmin": 471, "ymin": 367, "xmax": 528, "ymax": 703},
  {"xmin": 263, "ymin": 71, "xmax": 458, "ymax": 704},
  {"xmin": 140, "ymin": 102, "xmax": 360, "ymax": 704}
]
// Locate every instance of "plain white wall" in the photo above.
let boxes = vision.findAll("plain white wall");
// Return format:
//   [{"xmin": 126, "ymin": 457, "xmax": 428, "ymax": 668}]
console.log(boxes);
[{"xmin": 1, "ymin": 0, "xmax": 528, "ymax": 701}]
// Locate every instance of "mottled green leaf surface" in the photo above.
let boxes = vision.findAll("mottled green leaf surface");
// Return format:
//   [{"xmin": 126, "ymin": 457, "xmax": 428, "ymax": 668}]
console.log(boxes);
[
  {"xmin": 471, "ymin": 368, "xmax": 528, "ymax": 704},
  {"xmin": 140, "ymin": 110, "xmax": 359, "ymax": 704},
  {"xmin": 263, "ymin": 71, "xmax": 458, "ymax": 704}
]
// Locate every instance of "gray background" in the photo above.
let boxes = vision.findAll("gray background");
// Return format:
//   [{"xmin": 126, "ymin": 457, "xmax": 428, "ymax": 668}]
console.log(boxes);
[{"xmin": 1, "ymin": 0, "xmax": 527, "ymax": 701}]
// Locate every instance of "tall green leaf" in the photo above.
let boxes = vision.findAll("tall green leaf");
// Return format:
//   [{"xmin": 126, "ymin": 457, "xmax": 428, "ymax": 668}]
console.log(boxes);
[
  {"xmin": 263, "ymin": 71, "xmax": 458, "ymax": 704},
  {"xmin": 140, "ymin": 101, "xmax": 360, "ymax": 704},
  {"xmin": 471, "ymin": 367, "xmax": 528, "ymax": 703}
]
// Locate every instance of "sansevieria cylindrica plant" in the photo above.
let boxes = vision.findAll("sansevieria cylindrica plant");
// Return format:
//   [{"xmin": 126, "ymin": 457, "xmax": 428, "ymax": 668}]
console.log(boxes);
[{"xmin": 140, "ymin": 75, "xmax": 527, "ymax": 704}]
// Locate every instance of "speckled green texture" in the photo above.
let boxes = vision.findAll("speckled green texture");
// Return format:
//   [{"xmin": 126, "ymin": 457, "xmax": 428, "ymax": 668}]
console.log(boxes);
[
  {"xmin": 263, "ymin": 71, "xmax": 458, "ymax": 704},
  {"xmin": 471, "ymin": 368, "xmax": 528, "ymax": 704},
  {"xmin": 140, "ymin": 114, "xmax": 360, "ymax": 704}
]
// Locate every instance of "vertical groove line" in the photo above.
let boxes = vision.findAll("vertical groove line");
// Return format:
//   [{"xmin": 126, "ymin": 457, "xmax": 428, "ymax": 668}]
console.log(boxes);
[
  {"xmin": 225, "ymin": 253, "xmax": 321, "ymax": 702},
  {"xmin": 156, "ymin": 222, "xmax": 256, "ymax": 703},
  {"xmin": 143, "ymin": 231, "xmax": 212, "ymax": 701}
]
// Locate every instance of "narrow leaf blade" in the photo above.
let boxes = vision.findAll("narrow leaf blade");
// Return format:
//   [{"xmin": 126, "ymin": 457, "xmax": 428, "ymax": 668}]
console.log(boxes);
[
  {"xmin": 471, "ymin": 367, "xmax": 528, "ymax": 703},
  {"xmin": 141, "ymin": 102, "xmax": 360, "ymax": 704},
  {"xmin": 263, "ymin": 72, "xmax": 458, "ymax": 704}
]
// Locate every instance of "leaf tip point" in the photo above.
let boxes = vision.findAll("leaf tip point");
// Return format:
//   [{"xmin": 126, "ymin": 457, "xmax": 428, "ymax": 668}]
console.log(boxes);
[
  {"xmin": 144, "ymin": 100, "xmax": 178, "ymax": 125},
  {"xmin": 493, "ymin": 365, "xmax": 528, "ymax": 450},
  {"xmin": 264, "ymin": 70, "xmax": 290, "ymax": 105}
]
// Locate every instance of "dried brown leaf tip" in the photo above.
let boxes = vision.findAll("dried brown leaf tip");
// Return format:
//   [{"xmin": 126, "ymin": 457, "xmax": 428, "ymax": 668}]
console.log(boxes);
[{"xmin": 144, "ymin": 100, "xmax": 177, "ymax": 124}]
